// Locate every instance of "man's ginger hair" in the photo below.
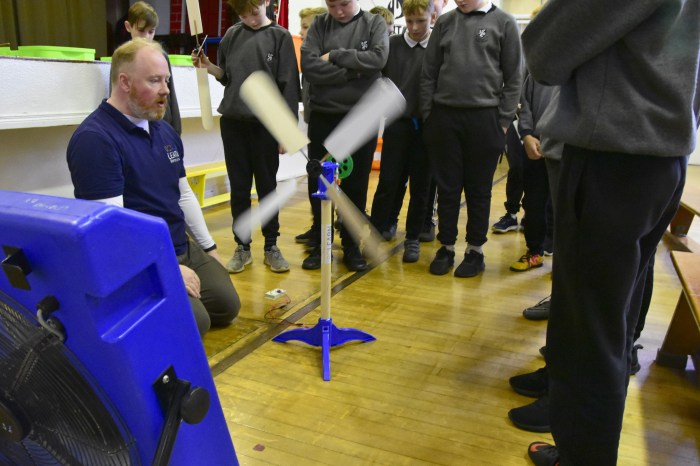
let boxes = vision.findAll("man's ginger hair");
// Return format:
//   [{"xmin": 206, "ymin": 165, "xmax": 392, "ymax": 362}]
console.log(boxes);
[{"xmin": 110, "ymin": 38, "xmax": 164, "ymax": 86}]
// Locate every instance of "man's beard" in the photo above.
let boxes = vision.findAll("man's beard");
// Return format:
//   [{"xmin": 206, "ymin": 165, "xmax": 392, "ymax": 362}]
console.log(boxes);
[{"xmin": 128, "ymin": 90, "xmax": 167, "ymax": 121}]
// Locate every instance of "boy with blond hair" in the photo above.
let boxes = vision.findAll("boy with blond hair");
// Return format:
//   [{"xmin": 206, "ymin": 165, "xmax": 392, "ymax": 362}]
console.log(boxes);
[
  {"xmin": 193, "ymin": 0, "xmax": 299, "ymax": 273},
  {"xmin": 370, "ymin": 0, "xmax": 434, "ymax": 263},
  {"xmin": 369, "ymin": 6, "xmax": 395, "ymax": 36}
]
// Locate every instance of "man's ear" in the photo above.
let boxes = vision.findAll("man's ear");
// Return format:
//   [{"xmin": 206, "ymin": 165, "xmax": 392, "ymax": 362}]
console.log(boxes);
[{"xmin": 118, "ymin": 72, "xmax": 131, "ymax": 93}]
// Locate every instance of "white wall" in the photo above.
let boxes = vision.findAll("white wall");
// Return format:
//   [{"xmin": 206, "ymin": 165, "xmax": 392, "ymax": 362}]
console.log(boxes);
[{"xmin": 0, "ymin": 55, "xmax": 307, "ymax": 199}]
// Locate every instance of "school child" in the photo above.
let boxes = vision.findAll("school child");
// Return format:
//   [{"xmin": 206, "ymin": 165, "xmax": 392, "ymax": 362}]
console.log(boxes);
[
  {"xmin": 193, "ymin": 0, "xmax": 299, "ymax": 273},
  {"xmin": 300, "ymin": 0, "xmax": 389, "ymax": 272},
  {"xmin": 369, "ymin": 0, "xmax": 434, "ymax": 263},
  {"xmin": 420, "ymin": 0, "xmax": 523, "ymax": 277},
  {"xmin": 369, "ymin": 6, "xmax": 395, "ymax": 36}
]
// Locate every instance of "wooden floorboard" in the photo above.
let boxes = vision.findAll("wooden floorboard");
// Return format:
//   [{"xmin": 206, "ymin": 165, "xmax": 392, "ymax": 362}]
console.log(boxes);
[{"xmin": 202, "ymin": 163, "xmax": 700, "ymax": 465}]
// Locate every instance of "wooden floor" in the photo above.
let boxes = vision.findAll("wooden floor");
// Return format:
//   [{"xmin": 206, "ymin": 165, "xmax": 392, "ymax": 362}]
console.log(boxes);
[{"xmin": 202, "ymin": 162, "xmax": 700, "ymax": 466}]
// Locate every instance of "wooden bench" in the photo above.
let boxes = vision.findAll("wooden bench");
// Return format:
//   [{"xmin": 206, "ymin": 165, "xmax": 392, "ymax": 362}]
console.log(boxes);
[
  {"xmin": 666, "ymin": 186, "xmax": 700, "ymax": 252},
  {"xmin": 656, "ymin": 251, "xmax": 700, "ymax": 375},
  {"xmin": 185, "ymin": 162, "xmax": 230, "ymax": 208}
]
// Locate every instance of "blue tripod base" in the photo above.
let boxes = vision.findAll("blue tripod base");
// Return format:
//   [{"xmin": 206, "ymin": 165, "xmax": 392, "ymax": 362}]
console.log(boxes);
[{"xmin": 273, "ymin": 318, "xmax": 375, "ymax": 381}]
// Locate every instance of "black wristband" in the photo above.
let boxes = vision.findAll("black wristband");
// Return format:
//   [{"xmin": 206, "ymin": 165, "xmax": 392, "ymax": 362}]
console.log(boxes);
[{"xmin": 203, "ymin": 244, "xmax": 217, "ymax": 253}]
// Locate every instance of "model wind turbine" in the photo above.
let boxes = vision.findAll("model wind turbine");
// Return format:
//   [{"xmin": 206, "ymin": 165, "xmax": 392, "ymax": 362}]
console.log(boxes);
[
  {"xmin": 236, "ymin": 71, "xmax": 405, "ymax": 380},
  {"xmin": 185, "ymin": 0, "xmax": 214, "ymax": 130}
]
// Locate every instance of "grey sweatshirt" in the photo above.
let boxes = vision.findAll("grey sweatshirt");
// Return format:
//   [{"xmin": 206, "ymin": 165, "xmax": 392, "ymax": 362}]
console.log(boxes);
[
  {"xmin": 216, "ymin": 22, "xmax": 299, "ymax": 119},
  {"xmin": 518, "ymin": 74, "xmax": 557, "ymax": 140},
  {"xmin": 301, "ymin": 10, "xmax": 389, "ymax": 114},
  {"xmin": 522, "ymin": 0, "xmax": 700, "ymax": 157},
  {"xmin": 383, "ymin": 34, "xmax": 427, "ymax": 119},
  {"xmin": 420, "ymin": 5, "xmax": 523, "ymax": 128}
]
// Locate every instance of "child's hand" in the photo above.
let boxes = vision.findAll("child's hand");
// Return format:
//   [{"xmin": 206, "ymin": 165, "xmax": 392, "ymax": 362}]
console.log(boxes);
[
  {"xmin": 191, "ymin": 50, "xmax": 210, "ymax": 68},
  {"xmin": 321, "ymin": 52, "xmax": 330, "ymax": 62},
  {"xmin": 278, "ymin": 145, "xmax": 286, "ymax": 154}
]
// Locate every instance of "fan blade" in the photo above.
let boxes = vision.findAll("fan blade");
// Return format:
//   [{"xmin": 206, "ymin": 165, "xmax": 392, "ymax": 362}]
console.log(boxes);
[
  {"xmin": 196, "ymin": 68, "xmax": 214, "ymax": 130},
  {"xmin": 240, "ymin": 71, "xmax": 309, "ymax": 154},
  {"xmin": 323, "ymin": 77, "xmax": 406, "ymax": 162},
  {"xmin": 185, "ymin": 0, "xmax": 213, "ymax": 130},
  {"xmin": 319, "ymin": 177, "xmax": 389, "ymax": 265},
  {"xmin": 185, "ymin": 0, "xmax": 205, "ymax": 35},
  {"xmin": 233, "ymin": 179, "xmax": 298, "ymax": 244}
]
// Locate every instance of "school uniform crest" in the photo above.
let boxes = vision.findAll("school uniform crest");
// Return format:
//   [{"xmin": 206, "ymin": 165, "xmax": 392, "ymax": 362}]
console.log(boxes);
[
  {"xmin": 360, "ymin": 40, "xmax": 368, "ymax": 50},
  {"xmin": 266, "ymin": 52, "xmax": 274, "ymax": 62},
  {"xmin": 164, "ymin": 145, "xmax": 181, "ymax": 163},
  {"xmin": 475, "ymin": 28, "xmax": 487, "ymax": 42}
]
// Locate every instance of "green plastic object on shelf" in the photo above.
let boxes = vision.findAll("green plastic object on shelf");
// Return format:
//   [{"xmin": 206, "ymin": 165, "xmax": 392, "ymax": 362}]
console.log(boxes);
[
  {"xmin": 18, "ymin": 45, "xmax": 95, "ymax": 61},
  {"xmin": 0, "ymin": 46, "xmax": 18, "ymax": 56},
  {"xmin": 168, "ymin": 54, "xmax": 194, "ymax": 67}
]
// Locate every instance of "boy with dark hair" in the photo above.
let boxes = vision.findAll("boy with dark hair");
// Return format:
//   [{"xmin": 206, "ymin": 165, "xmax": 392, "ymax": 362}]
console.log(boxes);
[
  {"xmin": 420, "ymin": 0, "xmax": 523, "ymax": 277},
  {"xmin": 124, "ymin": 1, "xmax": 181, "ymax": 135},
  {"xmin": 193, "ymin": 0, "xmax": 299, "ymax": 273},
  {"xmin": 369, "ymin": 0, "xmax": 434, "ymax": 263},
  {"xmin": 300, "ymin": 0, "xmax": 389, "ymax": 272}
]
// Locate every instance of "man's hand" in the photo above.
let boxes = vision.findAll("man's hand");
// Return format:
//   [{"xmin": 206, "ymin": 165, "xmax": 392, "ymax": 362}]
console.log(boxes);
[
  {"xmin": 523, "ymin": 135, "xmax": 543, "ymax": 160},
  {"xmin": 179, "ymin": 264, "xmax": 201, "ymax": 298}
]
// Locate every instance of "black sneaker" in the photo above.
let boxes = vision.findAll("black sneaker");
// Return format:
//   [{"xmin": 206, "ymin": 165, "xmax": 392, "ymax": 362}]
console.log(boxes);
[
  {"xmin": 630, "ymin": 343, "xmax": 643, "ymax": 375},
  {"xmin": 523, "ymin": 296, "xmax": 551, "ymax": 320},
  {"xmin": 492, "ymin": 213, "xmax": 519, "ymax": 233},
  {"xmin": 454, "ymin": 250, "xmax": 485, "ymax": 278},
  {"xmin": 295, "ymin": 227, "xmax": 313, "ymax": 244},
  {"xmin": 429, "ymin": 246, "xmax": 455, "ymax": 275},
  {"xmin": 528, "ymin": 442, "xmax": 560, "ymax": 466},
  {"xmin": 539, "ymin": 345, "xmax": 547, "ymax": 358},
  {"xmin": 302, "ymin": 246, "xmax": 322, "ymax": 270},
  {"xmin": 418, "ymin": 223, "xmax": 435, "ymax": 242},
  {"xmin": 509, "ymin": 366, "xmax": 548, "ymax": 397},
  {"xmin": 343, "ymin": 245, "xmax": 367, "ymax": 272},
  {"xmin": 402, "ymin": 239, "xmax": 420, "ymax": 263},
  {"xmin": 508, "ymin": 395, "xmax": 550, "ymax": 432},
  {"xmin": 381, "ymin": 222, "xmax": 398, "ymax": 241}
]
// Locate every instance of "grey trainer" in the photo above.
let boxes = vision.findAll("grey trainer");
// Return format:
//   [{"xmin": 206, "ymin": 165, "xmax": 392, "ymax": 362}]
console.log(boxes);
[
  {"xmin": 226, "ymin": 245, "xmax": 252, "ymax": 273},
  {"xmin": 264, "ymin": 245, "xmax": 289, "ymax": 273}
]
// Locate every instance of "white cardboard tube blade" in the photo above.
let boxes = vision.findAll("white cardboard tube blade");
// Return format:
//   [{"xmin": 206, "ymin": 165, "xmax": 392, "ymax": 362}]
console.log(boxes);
[
  {"xmin": 319, "ymin": 177, "xmax": 388, "ymax": 265},
  {"xmin": 233, "ymin": 179, "xmax": 298, "ymax": 244},
  {"xmin": 324, "ymin": 78, "xmax": 406, "ymax": 162},
  {"xmin": 240, "ymin": 71, "xmax": 309, "ymax": 154},
  {"xmin": 185, "ymin": 0, "xmax": 204, "ymax": 35},
  {"xmin": 196, "ymin": 68, "xmax": 214, "ymax": 130}
]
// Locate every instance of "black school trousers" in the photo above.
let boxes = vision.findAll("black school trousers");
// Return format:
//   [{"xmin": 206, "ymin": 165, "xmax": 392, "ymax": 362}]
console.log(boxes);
[
  {"xmin": 220, "ymin": 117, "xmax": 280, "ymax": 248},
  {"xmin": 370, "ymin": 118, "xmax": 430, "ymax": 240},
  {"xmin": 548, "ymin": 145, "xmax": 686, "ymax": 465},
  {"xmin": 423, "ymin": 104, "xmax": 506, "ymax": 247}
]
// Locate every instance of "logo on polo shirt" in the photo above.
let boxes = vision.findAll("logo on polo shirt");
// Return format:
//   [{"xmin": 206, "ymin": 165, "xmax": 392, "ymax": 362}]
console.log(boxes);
[
  {"xmin": 267, "ymin": 52, "xmax": 274, "ymax": 62},
  {"xmin": 360, "ymin": 40, "xmax": 368, "ymax": 50},
  {"xmin": 476, "ymin": 28, "xmax": 487, "ymax": 42},
  {"xmin": 164, "ymin": 145, "xmax": 181, "ymax": 163}
]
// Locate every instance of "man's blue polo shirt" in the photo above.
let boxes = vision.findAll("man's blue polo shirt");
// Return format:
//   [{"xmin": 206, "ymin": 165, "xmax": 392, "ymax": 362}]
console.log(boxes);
[{"xmin": 67, "ymin": 100, "xmax": 188, "ymax": 255}]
